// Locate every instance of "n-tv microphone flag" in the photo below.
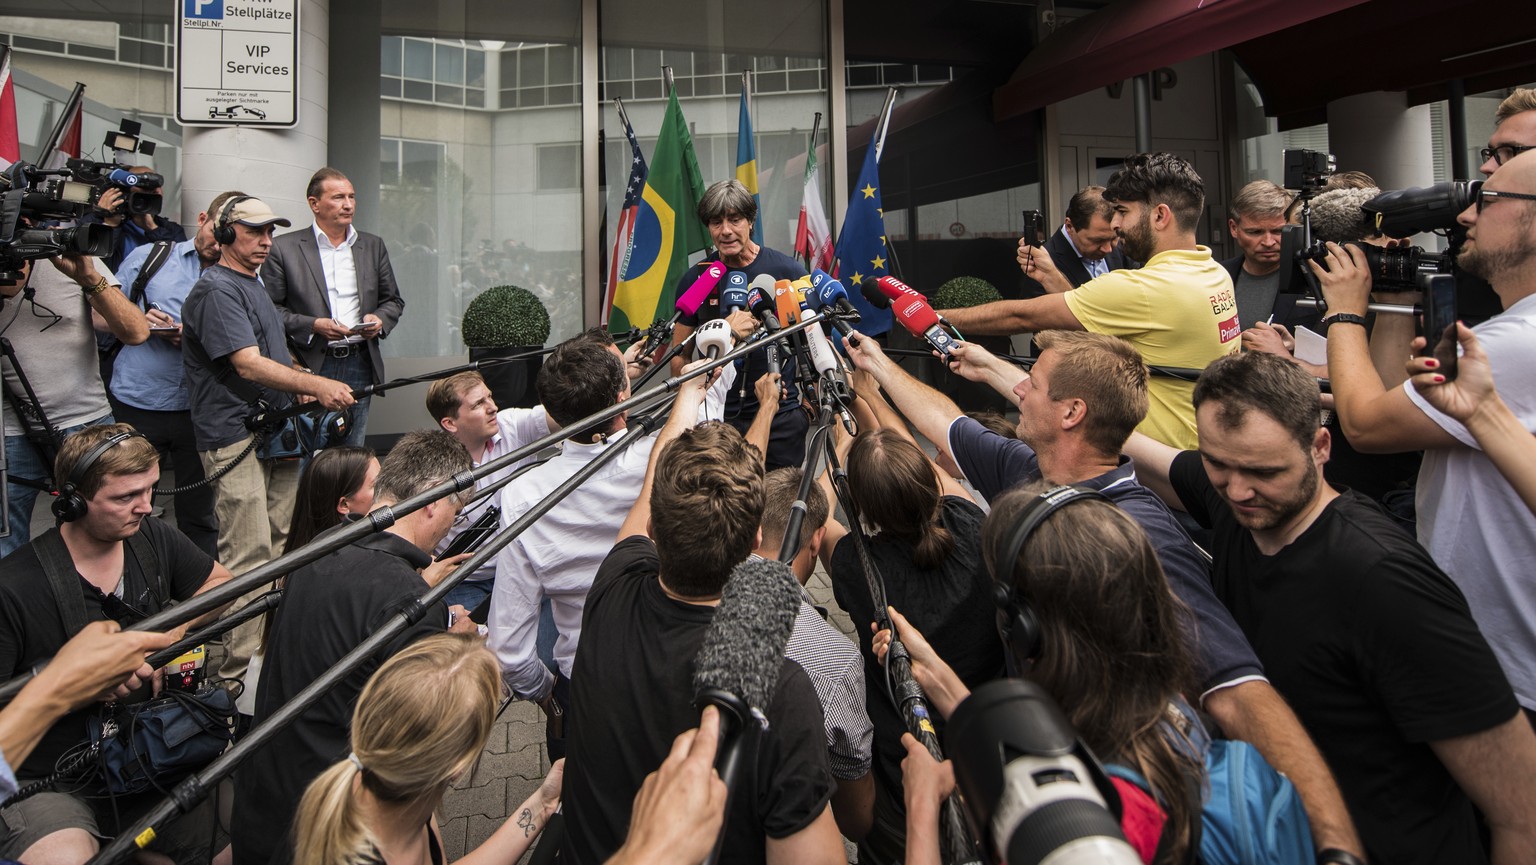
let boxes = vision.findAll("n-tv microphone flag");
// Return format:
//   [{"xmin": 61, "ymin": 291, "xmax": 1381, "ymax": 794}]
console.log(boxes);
[
  {"xmin": 735, "ymin": 80, "xmax": 763, "ymax": 245},
  {"xmin": 832, "ymin": 139, "xmax": 893, "ymax": 335},
  {"xmin": 0, "ymin": 47, "xmax": 20, "ymax": 167},
  {"xmin": 608, "ymin": 86, "xmax": 709, "ymax": 335},
  {"xmin": 39, "ymin": 82, "xmax": 84, "ymax": 171},
  {"xmin": 794, "ymin": 137, "xmax": 833, "ymax": 274},
  {"xmin": 603, "ymin": 103, "xmax": 648, "ymax": 325}
]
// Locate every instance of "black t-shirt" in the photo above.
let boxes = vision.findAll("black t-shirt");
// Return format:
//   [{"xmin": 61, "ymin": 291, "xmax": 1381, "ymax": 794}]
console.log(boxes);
[
  {"xmin": 231, "ymin": 532, "xmax": 444, "ymax": 865},
  {"xmin": 827, "ymin": 496, "xmax": 1003, "ymax": 839},
  {"xmin": 1170, "ymin": 451, "xmax": 1519, "ymax": 865},
  {"xmin": 561, "ymin": 536, "xmax": 833, "ymax": 865},
  {"xmin": 677, "ymin": 246, "xmax": 807, "ymax": 417},
  {"xmin": 0, "ymin": 518, "xmax": 214, "ymax": 780}
]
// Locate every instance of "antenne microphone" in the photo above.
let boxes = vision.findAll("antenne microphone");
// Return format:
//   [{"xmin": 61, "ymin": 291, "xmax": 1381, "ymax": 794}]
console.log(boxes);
[
  {"xmin": 693, "ymin": 318, "xmax": 734, "ymax": 361},
  {"xmin": 692, "ymin": 557, "xmax": 802, "ymax": 865},
  {"xmin": 722, "ymin": 271, "xmax": 749, "ymax": 314}
]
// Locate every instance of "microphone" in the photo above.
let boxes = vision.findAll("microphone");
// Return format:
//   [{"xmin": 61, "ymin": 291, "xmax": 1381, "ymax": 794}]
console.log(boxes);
[
  {"xmin": 890, "ymin": 290, "xmax": 960, "ymax": 358},
  {"xmin": 874, "ymin": 274, "xmax": 925, "ymax": 305},
  {"xmin": 722, "ymin": 272, "xmax": 749, "ymax": 314},
  {"xmin": 859, "ymin": 280, "xmax": 892, "ymax": 310},
  {"xmin": 693, "ymin": 318, "xmax": 734, "ymax": 361},
  {"xmin": 693, "ymin": 557, "xmax": 802, "ymax": 865},
  {"xmin": 774, "ymin": 279, "xmax": 804, "ymax": 327},
  {"xmin": 678, "ymin": 262, "xmax": 727, "ymax": 317},
  {"xmin": 745, "ymin": 281, "xmax": 783, "ymax": 377}
]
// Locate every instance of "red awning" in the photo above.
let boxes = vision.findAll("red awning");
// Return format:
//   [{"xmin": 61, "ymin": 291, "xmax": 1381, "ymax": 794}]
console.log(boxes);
[{"xmin": 992, "ymin": 0, "xmax": 1367, "ymax": 122}]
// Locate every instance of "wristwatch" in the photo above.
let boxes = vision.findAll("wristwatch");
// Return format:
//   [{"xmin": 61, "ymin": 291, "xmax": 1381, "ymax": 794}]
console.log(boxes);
[
  {"xmin": 1317, "ymin": 848, "xmax": 1367, "ymax": 865},
  {"xmin": 81, "ymin": 275, "xmax": 111, "ymax": 296},
  {"xmin": 1320, "ymin": 312, "xmax": 1367, "ymax": 331}
]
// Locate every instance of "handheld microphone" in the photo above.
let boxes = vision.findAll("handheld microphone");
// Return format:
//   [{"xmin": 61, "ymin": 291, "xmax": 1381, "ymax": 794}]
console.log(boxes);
[
  {"xmin": 860, "ymin": 280, "xmax": 892, "ymax": 310},
  {"xmin": 774, "ymin": 280, "xmax": 803, "ymax": 327},
  {"xmin": 722, "ymin": 272, "xmax": 749, "ymax": 314},
  {"xmin": 809, "ymin": 270, "xmax": 861, "ymax": 341},
  {"xmin": 693, "ymin": 557, "xmax": 802, "ymax": 865},
  {"xmin": 693, "ymin": 318, "xmax": 734, "ymax": 361},
  {"xmin": 745, "ymin": 282, "xmax": 783, "ymax": 377},
  {"xmin": 678, "ymin": 262, "xmax": 727, "ymax": 316},
  {"xmin": 891, "ymin": 292, "xmax": 960, "ymax": 358},
  {"xmin": 874, "ymin": 274, "xmax": 925, "ymax": 304}
]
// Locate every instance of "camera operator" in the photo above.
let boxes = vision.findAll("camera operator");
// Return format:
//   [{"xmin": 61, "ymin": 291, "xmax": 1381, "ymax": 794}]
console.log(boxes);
[
  {"xmin": 0, "ymin": 424, "xmax": 235, "ymax": 865},
  {"xmin": 78, "ymin": 166, "xmax": 186, "ymax": 273},
  {"xmin": 1, "ymin": 252, "xmax": 150, "ymax": 559},
  {"xmin": 1321, "ymin": 150, "xmax": 1536, "ymax": 735}
]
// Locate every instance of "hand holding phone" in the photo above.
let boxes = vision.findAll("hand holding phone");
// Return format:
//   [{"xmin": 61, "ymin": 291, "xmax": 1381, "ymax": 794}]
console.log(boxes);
[
  {"xmin": 1418, "ymin": 273, "xmax": 1458, "ymax": 381},
  {"xmin": 1021, "ymin": 210, "xmax": 1046, "ymax": 248},
  {"xmin": 350, "ymin": 320, "xmax": 381, "ymax": 335}
]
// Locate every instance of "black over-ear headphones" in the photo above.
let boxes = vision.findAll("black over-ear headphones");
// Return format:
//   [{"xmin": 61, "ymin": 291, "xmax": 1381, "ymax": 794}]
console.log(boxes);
[
  {"xmin": 53, "ymin": 431, "xmax": 149, "ymax": 523},
  {"xmin": 212, "ymin": 194, "xmax": 254, "ymax": 245},
  {"xmin": 990, "ymin": 484, "xmax": 1109, "ymax": 675}
]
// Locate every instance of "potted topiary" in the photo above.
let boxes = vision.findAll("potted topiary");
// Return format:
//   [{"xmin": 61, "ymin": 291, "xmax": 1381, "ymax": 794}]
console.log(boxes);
[
  {"xmin": 930, "ymin": 276, "xmax": 1011, "ymax": 414},
  {"xmin": 461, "ymin": 284, "xmax": 551, "ymax": 409}
]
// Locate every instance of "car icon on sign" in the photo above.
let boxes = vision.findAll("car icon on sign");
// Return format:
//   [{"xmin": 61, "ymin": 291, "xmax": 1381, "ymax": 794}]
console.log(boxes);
[{"xmin": 208, "ymin": 104, "xmax": 267, "ymax": 120}]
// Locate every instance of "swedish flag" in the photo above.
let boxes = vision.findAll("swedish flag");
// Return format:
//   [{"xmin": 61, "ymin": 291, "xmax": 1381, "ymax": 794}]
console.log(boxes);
[{"xmin": 735, "ymin": 88, "xmax": 763, "ymax": 245}]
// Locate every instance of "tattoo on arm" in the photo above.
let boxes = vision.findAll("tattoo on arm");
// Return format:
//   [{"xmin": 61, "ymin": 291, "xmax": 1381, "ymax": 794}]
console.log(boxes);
[{"xmin": 517, "ymin": 807, "xmax": 536, "ymax": 837}]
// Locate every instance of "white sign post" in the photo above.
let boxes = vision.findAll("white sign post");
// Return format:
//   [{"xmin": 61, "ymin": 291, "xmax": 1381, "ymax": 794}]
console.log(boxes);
[{"xmin": 176, "ymin": 0, "xmax": 300, "ymax": 128}]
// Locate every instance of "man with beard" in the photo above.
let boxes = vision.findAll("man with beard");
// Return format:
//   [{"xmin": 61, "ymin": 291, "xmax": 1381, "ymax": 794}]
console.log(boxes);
[
  {"xmin": 1124, "ymin": 351, "xmax": 1536, "ymax": 865},
  {"xmin": 936, "ymin": 152, "xmax": 1238, "ymax": 449},
  {"xmin": 1318, "ymin": 149, "xmax": 1536, "ymax": 735}
]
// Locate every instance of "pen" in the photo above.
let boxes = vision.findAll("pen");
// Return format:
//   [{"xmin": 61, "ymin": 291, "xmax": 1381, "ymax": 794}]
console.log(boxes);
[{"xmin": 1265, "ymin": 314, "xmax": 1275, "ymax": 327}]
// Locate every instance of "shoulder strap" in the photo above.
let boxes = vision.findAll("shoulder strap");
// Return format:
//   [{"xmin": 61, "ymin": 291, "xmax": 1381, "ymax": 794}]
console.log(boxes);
[
  {"xmin": 33, "ymin": 529, "xmax": 91, "ymax": 637},
  {"xmin": 129, "ymin": 241, "xmax": 176, "ymax": 308},
  {"xmin": 125, "ymin": 524, "xmax": 166, "ymax": 607}
]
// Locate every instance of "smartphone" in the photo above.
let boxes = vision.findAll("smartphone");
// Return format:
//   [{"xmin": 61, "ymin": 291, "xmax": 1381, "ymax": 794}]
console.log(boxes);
[
  {"xmin": 1418, "ymin": 273, "xmax": 1458, "ymax": 381},
  {"xmin": 148, "ymin": 325, "xmax": 180, "ymax": 332},
  {"xmin": 1021, "ymin": 210, "xmax": 1046, "ymax": 248},
  {"xmin": 350, "ymin": 320, "xmax": 380, "ymax": 335}
]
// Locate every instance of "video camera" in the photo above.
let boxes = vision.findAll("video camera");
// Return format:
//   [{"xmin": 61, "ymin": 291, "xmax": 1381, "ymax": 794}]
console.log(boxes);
[
  {"xmin": 0, "ymin": 161, "xmax": 114, "ymax": 285},
  {"xmin": 1278, "ymin": 148, "xmax": 1479, "ymax": 295}
]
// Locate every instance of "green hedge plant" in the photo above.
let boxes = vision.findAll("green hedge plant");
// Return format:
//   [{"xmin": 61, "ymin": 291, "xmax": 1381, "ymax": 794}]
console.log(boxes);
[
  {"xmin": 933, "ymin": 276, "xmax": 1003, "ymax": 310},
  {"xmin": 461, "ymin": 284, "xmax": 551, "ymax": 348}
]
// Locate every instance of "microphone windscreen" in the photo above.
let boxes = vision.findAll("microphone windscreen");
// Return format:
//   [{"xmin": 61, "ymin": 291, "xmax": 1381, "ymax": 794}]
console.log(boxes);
[
  {"xmin": 811, "ymin": 270, "xmax": 848, "ymax": 308},
  {"xmin": 747, "ymin": 287, "xmax": 776, "ymax": 319},
  {"xmin": 875, "ymin": 275, "xmax": 920, "ymax": 301},
  {"xmin": 893, "ymin": 295, "xmax": 942, "ymax": 335},
  {"xmin": 692, "ymin": 558, "xmax": 801, "ymax": 712},
  {"xmin": 860, "ymin": 280, "xmax": 892, "ymax": 310},
  {"xmin": 676, "ymin": 262, "xmax": 726, "ymax": 315},
  {"xmin": 1309, "ymin": 186, "xmax": 1382, "ymax": 243},
  {"xmin": 748, "ymin": 273, "xmax": 777, "ymax": 297}
]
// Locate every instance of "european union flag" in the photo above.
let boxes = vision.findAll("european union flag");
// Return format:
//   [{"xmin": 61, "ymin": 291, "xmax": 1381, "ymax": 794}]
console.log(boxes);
[{"xmin": 833, "ymin": 143, "xmax": 893, "ymax": 334}]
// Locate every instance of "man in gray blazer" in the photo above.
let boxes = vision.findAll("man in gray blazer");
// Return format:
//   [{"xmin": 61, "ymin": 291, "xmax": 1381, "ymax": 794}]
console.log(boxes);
[{"xmin": 262, "ymin": 167, "xmax": 406, "ymax": 445}]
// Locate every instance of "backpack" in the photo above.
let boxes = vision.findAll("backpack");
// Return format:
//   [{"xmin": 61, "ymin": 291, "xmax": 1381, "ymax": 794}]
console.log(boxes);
[{"xmin": 1106, "ymin": 705, "xmax": 1314, "ymax": 865}]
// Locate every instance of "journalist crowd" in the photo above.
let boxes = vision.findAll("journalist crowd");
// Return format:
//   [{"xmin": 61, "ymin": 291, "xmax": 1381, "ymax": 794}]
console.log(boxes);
[{"xmin": 3, "ymin": 84, "xmax": 1536, "ymax": 865}]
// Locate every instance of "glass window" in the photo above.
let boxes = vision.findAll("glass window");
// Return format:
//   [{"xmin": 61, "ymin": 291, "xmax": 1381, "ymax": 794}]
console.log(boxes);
[
  {"xmin": 435, "ymin": 84, "xmax": 464, "ymax": 106},
  {"xmin": 633, "ymin": 49, "xmax": 662, "ymax": 80},
  {"xmin": 403, "ymin": 38, "xmax": 432, "ymax": 80},
  {"xmin": 465, "ymin": 48, "xmax": 485, "ymax": 89},
  {"xmin": 403, "ymin": 80, "xmax": 433, "ymax": 101},
  {"xmin": 519, "ymin": 48, "xmax": 545, "ymax": 89},
  {"xmin": 548, "ymin": 45, "xmax": 576, "ymax": 86},
  {"xmin": 538, "ymin": 144, "xmax": 581, "ymax": 190},
  {"xmin": 604, "ymin": 47, "xmax": 632, "ymax": 80},
  {"xmin": 436, "ymin": 43, "xmax": 465, "ymax": 85},
  {"xmin": 381, "ymin": 36, "xmax": 402, "ymax": 76},
  {"xmin": 380, "ymin": 77, "xmax": 401, "ymax": 98}
]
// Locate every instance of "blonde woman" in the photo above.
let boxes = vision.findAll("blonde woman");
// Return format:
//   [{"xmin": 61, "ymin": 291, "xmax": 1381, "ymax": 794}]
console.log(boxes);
[{"xmin": 292, "ymin": 634, "xmax": 562, "ymax": 865}]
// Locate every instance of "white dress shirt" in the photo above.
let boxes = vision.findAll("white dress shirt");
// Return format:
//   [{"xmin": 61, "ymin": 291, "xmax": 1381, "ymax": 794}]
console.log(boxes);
[{"xmin": 312, "ymin": 222, "xmax": 362, "ymax": 330}]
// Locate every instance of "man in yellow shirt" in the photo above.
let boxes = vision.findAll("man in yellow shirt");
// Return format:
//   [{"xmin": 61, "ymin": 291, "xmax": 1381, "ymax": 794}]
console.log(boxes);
[{"xmin": 936, "ymin": 152, "xmax": 1239, "ymax": 449}]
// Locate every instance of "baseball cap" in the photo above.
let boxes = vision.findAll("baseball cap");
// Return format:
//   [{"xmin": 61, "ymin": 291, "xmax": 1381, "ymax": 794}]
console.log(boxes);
[{"xmin": 227, "ymin": 197, "xmax": 292, "ymax": 229}]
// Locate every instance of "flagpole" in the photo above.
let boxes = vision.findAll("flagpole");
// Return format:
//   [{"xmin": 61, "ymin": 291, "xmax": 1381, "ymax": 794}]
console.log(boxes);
[
  {"xmin": 35, "ymin": 82, "xmax": 83, "ymax": 166},
  {"xmin": 873, "ymin": 87, "xmax": 897, "ymax": 163},
  {"xmin": 662, "ymin": 65, "xmax": 675, "ymax": 95},
  {"xmin": 802, "ymin": 112, "xmax": 824, "ymax": 271},
  {"xmin": 614, "ymin": 97, "xmax": 632, "ymax": 134}
]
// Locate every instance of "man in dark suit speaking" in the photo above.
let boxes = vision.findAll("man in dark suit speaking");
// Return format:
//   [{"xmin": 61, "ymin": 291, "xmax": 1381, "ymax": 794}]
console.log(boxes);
[
  {"xmin": 1021, "ymin": 185, "xmax": 1136, "ymax": 296},
  {"xmin": 262, "ymin": 167, "xmax": 406, "ymax": 445}
]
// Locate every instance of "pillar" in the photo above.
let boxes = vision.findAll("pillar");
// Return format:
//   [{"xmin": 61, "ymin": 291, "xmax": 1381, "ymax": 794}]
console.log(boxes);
[{"xmin": 1326, "ymin": 91, "xmax": 1434, "ymax": 192}]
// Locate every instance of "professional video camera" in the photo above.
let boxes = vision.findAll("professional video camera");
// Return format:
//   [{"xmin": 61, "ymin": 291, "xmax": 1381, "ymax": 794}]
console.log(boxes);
[
  {"xmin": 0, "ymin": 161, "xmax": 114, "ymax": 285},
  {"xmin": 947, "ymin": 679, "xmax": 1141, "ymax": 865},
  {"xmin": 82, "ymin": 118, "xmax": 164, "ymax": 217},
  {"xmin": 1278, "ymin": 148, "xmax": 1480, "ymax": 295}
]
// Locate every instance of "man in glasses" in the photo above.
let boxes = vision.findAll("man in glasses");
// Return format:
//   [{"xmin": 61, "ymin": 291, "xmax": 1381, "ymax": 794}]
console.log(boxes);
[
  {"xmin": 0, "ymin": 423, "xmax": 235, "ymax": 865},
  {"xmin": 1479, "ymin": 88, "xmax": 1536, "ymax": 177},
  {"xmin": 1319, "ymin": 149, "xmax": 1536, "ymax": 738}
]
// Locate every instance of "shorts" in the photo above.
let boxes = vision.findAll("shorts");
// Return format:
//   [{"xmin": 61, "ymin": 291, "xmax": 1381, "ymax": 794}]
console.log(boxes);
[{"xmin": 0, "ymin": 785, "xmax": 223, "ymax": 864}]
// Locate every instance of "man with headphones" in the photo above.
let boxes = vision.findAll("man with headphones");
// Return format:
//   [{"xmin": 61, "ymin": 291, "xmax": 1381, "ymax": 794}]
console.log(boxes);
[
  {"xmin": 841, "ymin": 329, "xmax": 1367, "ymax": 862},
  {"xmin": 0, "ymin": 424, "xmax": 234, "ymax": 865},
  {"xmin": 181, "ymin": 194, "xmax": 354, "ymax": 686}
]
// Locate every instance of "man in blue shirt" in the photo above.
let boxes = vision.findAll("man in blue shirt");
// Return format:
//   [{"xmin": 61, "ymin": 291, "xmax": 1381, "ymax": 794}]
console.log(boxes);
[{"xmin": 108, "ymin": 191, "xmax": 248, "ymax": 557}]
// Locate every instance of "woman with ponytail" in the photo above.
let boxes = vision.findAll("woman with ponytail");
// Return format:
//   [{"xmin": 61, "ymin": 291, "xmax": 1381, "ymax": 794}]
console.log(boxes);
[
  {"xmin": 823, "ymin": 421, "xmax": 1003, "ymax": 864},
  {"xmin": 292, "ymin": 633, "xmax": 562, "ymax": 865}
]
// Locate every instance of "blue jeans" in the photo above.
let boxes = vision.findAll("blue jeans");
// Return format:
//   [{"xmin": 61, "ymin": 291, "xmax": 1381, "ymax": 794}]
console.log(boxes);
[
  {"xmin": 319, "ymin": 350, "xmax": 372, "ymax": 448},
  {"xmin": 2, "ymin": 413, "xmax": 114, "ymax": 559}
]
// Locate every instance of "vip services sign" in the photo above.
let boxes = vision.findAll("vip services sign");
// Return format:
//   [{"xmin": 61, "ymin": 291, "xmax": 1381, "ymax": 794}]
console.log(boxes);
[{"xmin": 176, "ymin": 0, "xmax": 300, "ymax": 127}]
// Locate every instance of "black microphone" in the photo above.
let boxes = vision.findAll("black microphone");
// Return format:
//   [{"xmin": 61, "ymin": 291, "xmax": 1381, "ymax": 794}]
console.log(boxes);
[
  {"xmin": 859, "ymin": 279, "xmax": 892, "ymax": 310},
  {"xmin": 693, "ymin": 557, "xmax": 802, "ymax": 865},
  {"xmin": 745, "ymin": 278, "xmax": 783, "ymax": 378},
  {"xmin": 722, "ymin": 271, "xmax": 750, "ymax": 314}
]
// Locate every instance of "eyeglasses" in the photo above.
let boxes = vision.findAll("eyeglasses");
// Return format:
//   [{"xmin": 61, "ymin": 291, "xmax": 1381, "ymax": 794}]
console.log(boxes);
[
  {"xmin": 1475, "ymin": 188, "xmax": 1536, "ymax": 214},
  {"xmin": 1480, "ymin": 144, "xmax": 1536, "ymax": 166}
]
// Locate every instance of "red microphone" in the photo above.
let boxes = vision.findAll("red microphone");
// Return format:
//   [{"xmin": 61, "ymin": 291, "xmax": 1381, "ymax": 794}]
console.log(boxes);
[
  {"xmin": 874, "ymin": 275, "xmax": 924, "ymax": 303},
  {"xmin": 891, "ymin": 292, "xmax": 960, "ymax": 358}
]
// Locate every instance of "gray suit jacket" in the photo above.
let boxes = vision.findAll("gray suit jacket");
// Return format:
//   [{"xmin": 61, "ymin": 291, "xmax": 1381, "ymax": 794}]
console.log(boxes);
[{"xmin": 262, "ymin": 226, "xmax": 405, "ymax": 383}]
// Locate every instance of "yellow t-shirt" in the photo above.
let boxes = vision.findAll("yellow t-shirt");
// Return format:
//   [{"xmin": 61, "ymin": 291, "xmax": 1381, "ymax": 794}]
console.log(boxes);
[{"xmin": 1063, "ymin": 246, "xmax": 1240, "ymax": 449}]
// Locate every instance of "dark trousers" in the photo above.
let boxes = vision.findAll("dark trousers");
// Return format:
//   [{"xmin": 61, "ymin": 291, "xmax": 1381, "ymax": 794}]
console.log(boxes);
[
  {"xmin": 548, "ymin": 671, "xmax": 571, "ymax": 762},
  {"xmin": 114, "ymin": 401, "xmax": 220, "ymax": 558},
  {"xmin": 319, "ymin": 349, "xmax": 373, "ymax": 448}
]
